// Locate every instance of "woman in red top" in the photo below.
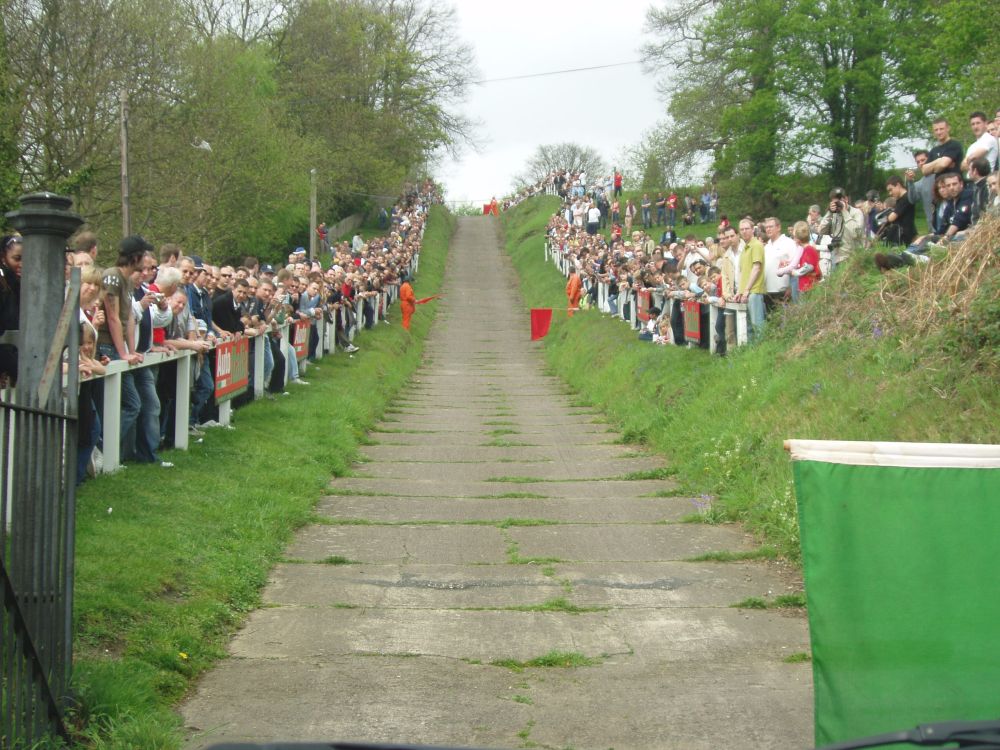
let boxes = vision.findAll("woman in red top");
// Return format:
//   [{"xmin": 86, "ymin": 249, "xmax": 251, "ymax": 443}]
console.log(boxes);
[{"xmin": 782, "ymin": 221, "xmax": 822, "ymax": 299}]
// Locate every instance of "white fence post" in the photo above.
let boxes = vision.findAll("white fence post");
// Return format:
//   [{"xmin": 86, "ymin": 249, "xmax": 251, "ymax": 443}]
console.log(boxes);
[
  {"xmin": 101, "ymin": 362, "xmax": 125, "ymax": 473},
  {"xmin": 174, "ymin": 352, "xmax": 192, "ymax": 450},
  {"xmin": 252, "ymin": 334, "xmax": 265, "ymax": 398},
  {"xmin": 709, "ymin": 304, "xmax": 719, "ymax": 354}
]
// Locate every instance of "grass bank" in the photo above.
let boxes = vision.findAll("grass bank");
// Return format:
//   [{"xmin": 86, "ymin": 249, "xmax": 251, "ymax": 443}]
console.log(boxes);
[
  {"xmin": 68, "ymin": 206, "xmax": 454, "ymax": 749},
  {"xmin": 503, "ymin": 196, "xmax": 999, "ymax": 560}
]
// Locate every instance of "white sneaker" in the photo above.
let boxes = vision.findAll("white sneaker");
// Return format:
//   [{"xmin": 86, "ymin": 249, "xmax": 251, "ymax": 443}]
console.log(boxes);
[
  {"xmin": 160, "ymin": 461, "xmax": 175, "ymax": 468},
  {"xmin": 291, "ymin": 378, "xmax": 310, "ymax": 385},
  {"xmin": 199, "ymin": 420, "xmax": 222, "ymax": 428},
  {"xmin": 89, "ymin": 448, "xmax": 102, "ymax": 476},
  {"xmin": 345, "ymin": 344, "xmax": 359, "ymax": 353}
]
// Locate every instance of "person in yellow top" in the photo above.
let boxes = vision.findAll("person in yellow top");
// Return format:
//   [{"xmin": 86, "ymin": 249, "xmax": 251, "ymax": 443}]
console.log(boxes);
[
  {"xmin": 565, "ymin": 266, "xmax": 583, "ymax": 317},
  {"xmin": 735, "ymin": 218, "xmax": 766, "ymax": 339}
]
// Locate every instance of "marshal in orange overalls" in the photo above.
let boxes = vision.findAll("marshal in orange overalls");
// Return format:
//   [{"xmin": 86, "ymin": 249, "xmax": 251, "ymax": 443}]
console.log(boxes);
[
  {"xmin": 400, "ymin": 280, "xmax": 416, "ymax": 330},
  {"xmin": 565, "ymin": 272, "xmax": 582, "ymax": 317}
]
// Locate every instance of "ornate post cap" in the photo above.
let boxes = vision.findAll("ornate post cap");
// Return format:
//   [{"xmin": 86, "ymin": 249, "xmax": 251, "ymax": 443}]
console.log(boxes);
[{"xmin": 6, "ymin": 192, "xmax": 83, "ymax": 238}]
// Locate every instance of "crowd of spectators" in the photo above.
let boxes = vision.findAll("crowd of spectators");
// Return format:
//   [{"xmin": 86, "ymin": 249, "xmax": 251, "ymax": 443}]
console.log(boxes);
[
  {"xmin": 542, "ymin": 110, "xmax": 1000, "ymax": 354},
  {"xmin": 0, "ymin": 182, "xmax": 440, "ymax": 485}
]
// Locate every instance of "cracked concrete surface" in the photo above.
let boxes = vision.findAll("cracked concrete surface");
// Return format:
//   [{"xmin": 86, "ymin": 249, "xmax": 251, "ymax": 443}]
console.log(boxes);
[{"xmin": 181, "ymin": 216, "xmax": 812, "ymax": 750}]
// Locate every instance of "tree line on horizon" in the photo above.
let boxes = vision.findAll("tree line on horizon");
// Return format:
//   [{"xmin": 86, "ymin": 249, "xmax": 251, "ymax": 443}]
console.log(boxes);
[
  {"xmin": 513, "ymin": 0, "xmax": 999, "ymax": 218},
  {"xmin": 0, "ymin": 0, "xmax": 475, "ymax": 261}
]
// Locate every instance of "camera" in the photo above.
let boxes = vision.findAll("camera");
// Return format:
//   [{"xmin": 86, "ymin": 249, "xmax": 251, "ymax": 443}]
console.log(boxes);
[{"xmin": 831, "ymin": 187, "xmax": 845, "ymax": 212}]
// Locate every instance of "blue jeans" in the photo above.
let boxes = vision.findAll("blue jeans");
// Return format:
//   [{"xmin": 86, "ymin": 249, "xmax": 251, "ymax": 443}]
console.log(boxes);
[
  {"xmin": 656, "ymin": 207, "xmax": 666, "ymax": 225},
  {"xmin": 98, "ymin": 344, "xmax": 141, "ymax": 459},
  {"xmin": 132, "ymin": 365, "xmax": 160, "ymax": 463},
  {"xmin": 642, "ymin": 208, "xmax": 651, "ymax": 228},
  {"xmin": 747, "ymin": 294, "xmax": 766, "ymax": 341},
  {"xmin": 262, "ymin": 336, "xmax": 274, "ymax": 383},
  {"xmin": 668, "ymin": 208, "xmax": 676, "ymax": 226},
  {"xmin": 190, "ymin": 354, "xmax": 213, "ymax": 428},
  {"xmin": 287, "ymin": 342, "xmax": 300, "ymax": 380}
]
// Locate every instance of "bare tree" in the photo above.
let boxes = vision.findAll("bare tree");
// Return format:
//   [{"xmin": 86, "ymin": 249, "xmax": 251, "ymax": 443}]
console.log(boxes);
[{"xmin": 515, "ymin": 143, "xmax": 608, "ymax": 187}]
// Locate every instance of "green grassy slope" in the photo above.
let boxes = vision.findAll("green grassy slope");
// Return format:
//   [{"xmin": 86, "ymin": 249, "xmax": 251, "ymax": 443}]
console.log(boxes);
[{"xmin": 504, "ymin": 196, "xmax": 999, "ymax": 560}]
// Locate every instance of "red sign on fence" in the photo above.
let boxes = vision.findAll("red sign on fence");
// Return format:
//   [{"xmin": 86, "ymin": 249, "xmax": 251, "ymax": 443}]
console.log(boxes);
[
  {"xmin": 214, "ymin": 337, "xmax": 249, "ymax": 403},
  {"xmin": 683, "ymin": 300, "xmax": 702, "ymax": 344},
  {"xmin": 293, "ymin": 320, "xmax": 310, "ymax": 361}
]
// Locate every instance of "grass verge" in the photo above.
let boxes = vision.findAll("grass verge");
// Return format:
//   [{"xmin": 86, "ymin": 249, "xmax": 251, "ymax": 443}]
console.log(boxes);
[
  {"xmin": 68, "ymin": 206, "xmax": 454, "ymax": 749},
  {"xmin": 502, "ymin": 198, "xmax": 1000, "ymax": 562}
]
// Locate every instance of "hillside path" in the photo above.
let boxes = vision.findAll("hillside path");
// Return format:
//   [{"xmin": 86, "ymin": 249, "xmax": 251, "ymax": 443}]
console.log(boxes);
[{"xmin": 182, "ymin": 215, "xmax": 813, "ymax": 750}]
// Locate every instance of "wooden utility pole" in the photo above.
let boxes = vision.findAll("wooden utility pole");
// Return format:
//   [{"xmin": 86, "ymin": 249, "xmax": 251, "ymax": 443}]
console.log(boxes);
[
  {"xmin": 309, "ymin": 168, "xmax": 317, "ymax": 262},
  {"xmin": 120, "ymin": 91, "xmax": 131, "ymax": 237}
]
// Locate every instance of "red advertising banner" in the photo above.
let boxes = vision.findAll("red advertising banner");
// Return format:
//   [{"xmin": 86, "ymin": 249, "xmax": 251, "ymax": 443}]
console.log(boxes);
[
  {"xmin": 637, "ymin": 290, "xmax": 652, "ymax": 322},
  {"xmin": 683, "ymin": 300, "xmax": 702, "ymax": 344},
  {"xmin": 214, "ymin": 337, "xmax": 249, "ymax": 403},
  {"xmin": 293, "ymin": 320, "xmax": 310, "ymax": 361}
]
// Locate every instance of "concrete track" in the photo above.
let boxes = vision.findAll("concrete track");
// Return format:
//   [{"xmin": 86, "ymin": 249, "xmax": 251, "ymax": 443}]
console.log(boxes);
[{"xmin": 182, "ymin": 216, "xmax": 812, "ymax": 750}]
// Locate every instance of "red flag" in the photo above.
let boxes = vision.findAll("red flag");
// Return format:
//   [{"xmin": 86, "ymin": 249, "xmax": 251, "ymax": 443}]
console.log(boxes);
[
  {"xmin": 415, "ymin": 295, "xmax": 441, "ymax": 304},
  {"xmin": 530, "ymin": 308, "xmax": 553, "ymax": 340}
]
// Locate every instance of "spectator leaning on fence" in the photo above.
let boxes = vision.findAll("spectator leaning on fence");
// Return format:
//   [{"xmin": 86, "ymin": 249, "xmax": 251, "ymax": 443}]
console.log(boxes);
[
  {"xmin": 735, "ymin": 219, "xmax": 765, "ymax": 339},
  {"xmin": 763, "ymin": 217, "xmax": 795, "ymax": 308},
  {"xmin": 96, "ymin": 236, "xmax": 150, "ymax": 459},
  {"xmin": 0, "ymin": 234, "xmax": 23, "ymax": 387},
  {"xmin": 128, "ymin": 250, "xmax": 173, "ymax": 467}
]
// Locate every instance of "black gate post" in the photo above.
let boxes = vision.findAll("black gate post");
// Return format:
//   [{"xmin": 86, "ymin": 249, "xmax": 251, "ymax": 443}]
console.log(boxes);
[
  {"xmin": 8, "ymin": 192, "xmax": 83, "ymax": 401},
  {"xmin": 4, "ymin": 192, "xmax": 83, "ymax": 744}
]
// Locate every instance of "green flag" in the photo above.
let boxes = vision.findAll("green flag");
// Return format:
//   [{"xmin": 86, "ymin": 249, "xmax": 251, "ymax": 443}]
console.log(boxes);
[{"xmin": 787, "ymin": 439, "xmax": 1000, "ymax": 747}]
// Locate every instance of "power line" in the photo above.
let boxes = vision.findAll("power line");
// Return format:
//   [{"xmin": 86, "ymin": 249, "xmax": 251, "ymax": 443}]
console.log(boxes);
[{"xmin": 475, "ymin": 60, "xmax": 643, "ymax": 85}]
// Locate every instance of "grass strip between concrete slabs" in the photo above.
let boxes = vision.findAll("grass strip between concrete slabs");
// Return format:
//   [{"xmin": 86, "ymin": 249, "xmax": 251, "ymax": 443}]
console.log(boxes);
[
  {"xmin": 489, "ymin": 650, "xmax": 603, "ymax": 672},
  {"xmin": 68, "ymin": 206, "xmax": 454, "ymax": 749}
]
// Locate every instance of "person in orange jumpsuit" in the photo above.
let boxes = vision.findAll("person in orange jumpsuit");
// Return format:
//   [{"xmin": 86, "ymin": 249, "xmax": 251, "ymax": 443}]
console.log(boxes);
[
  {"xmin": 565, "ymin": 266, "xmax": 582, "ymax": 317},
  {"xmin": 399, "ymin": 277, "xmax": 416, "ymax": 330}
]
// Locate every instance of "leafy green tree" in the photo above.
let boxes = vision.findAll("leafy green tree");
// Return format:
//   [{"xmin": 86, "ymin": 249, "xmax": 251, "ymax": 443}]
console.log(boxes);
[
  {"xmin": 276, "ymin": 0, "xmax": 474, "ymax": 218},
  {"xmin": 645, "ymin": 0, "xmax": 788, "ymax": 213},
  {"xmin": 0, "ymin": 18, "xmax": 22, "ymax": 214},
  {"xmin": 642, "ymin": 0, "xmax": 995, "ymax": 206},
  {"xmin": 132, "ymin": 38, "xmax": 314, "ymax": 261},
  {"xmin": 4, "ymin": 0, "xmax": 187, "ymax": 219}
]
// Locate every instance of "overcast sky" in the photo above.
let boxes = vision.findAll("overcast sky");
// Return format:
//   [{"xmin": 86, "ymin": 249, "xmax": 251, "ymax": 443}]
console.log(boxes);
[{"xmin": 438, "ymin": 0, "xmax": 665, "ymax": 206}]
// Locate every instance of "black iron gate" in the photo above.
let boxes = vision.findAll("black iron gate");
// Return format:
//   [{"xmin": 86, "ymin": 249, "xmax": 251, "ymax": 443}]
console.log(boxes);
[
  {"xmin": 2, "ymin": 399, "xmax": 78, "ymax": 747},
  {"xmin": 1, "ymin": 192, "xmax": 83, "ymax": 749}
]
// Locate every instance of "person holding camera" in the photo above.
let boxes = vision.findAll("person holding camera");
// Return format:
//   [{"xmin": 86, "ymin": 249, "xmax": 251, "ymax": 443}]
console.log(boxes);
[{"xmin": 818, "ymin": 187, "xmax": 866, "ymax": 270}]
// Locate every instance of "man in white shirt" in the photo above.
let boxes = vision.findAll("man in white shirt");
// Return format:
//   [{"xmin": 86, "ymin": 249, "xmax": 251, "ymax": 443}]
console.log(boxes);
[
  {"xmin": 763, "ymin": 217, "xmax": 797, "ymax": 308},
  {"xmin": 586, "ymin": 201, "xmax": 601, "ymax": 236},
  {"xmin": 961, "ymin": 111, "xmax": 999, "ymax": 175}
]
